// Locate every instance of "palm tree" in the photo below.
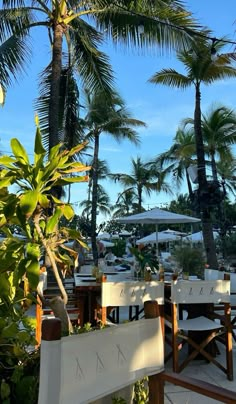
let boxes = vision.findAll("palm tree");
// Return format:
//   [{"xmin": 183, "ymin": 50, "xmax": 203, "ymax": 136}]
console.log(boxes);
[
  {"xmin": 150, "ymin": 126, "xmax": 196, "ymax": 200},
  {"xmin": 112, "ymin": 189, "xmax": 139, "ymax": 218},
  {"xmin": 81, "ymin": 89, "xmax": 144, "ymax": 264},
  {"xmin": 149, "ymin": 38, "xmax": 236, "ymax": 267},
  {"xmin": 2, "ymin": 1, "xmax": 199, "ymax": 149},
  {"xmin": 184, "ymin": 105, "xmax": 236, "ymax": 182},
  {"xmin": 80, "ymin": 184, "xmax": 111, "ymax": 218},
  {"xmin": 110, "ymin": 156, "xmax": 172, "ymax": 213}
]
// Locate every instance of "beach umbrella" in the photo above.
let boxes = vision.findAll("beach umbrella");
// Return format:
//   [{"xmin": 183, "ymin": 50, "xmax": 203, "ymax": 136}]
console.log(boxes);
[
  {"xmin": 117, "ymin": 208, "xmax": 200, "ymax": 255},
  {"xmin": 136, "ymin": 231, "xmax": 181, "ymax": 245},
  {"xmin": 183, "ymin": 231, "xmax": 219, "ymax": 243}
]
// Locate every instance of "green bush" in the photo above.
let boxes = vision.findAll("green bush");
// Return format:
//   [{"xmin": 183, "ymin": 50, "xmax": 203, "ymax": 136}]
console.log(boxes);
[
  {"xmin": 112, "ymin": 239, "xmax": 126, "ymax": 257},
  {"xmin": 173, "ymin": 245, "xmax": 205, "ymax": 278}
]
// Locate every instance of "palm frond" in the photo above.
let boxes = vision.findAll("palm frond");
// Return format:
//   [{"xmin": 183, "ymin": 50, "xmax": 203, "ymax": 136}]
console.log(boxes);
[{"xmin": 149, "ymin": 68, "xmax": 191, "ymax": 88}]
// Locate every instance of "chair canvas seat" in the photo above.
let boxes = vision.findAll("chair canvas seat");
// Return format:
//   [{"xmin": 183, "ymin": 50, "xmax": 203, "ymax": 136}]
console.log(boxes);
[{"xmin": 178, "ymin": 316, "xmax": 222, "ymax": 331}]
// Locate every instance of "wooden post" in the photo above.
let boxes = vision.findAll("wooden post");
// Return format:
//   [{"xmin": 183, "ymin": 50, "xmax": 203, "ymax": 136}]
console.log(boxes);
[
  {"xmin": 144, "ymin": 301, "xmax": 164, "ymax": 404},
  {"xmin": 38, "ymin": 319, "xmax": 62, "ymax": 404},
  {"xmin": 35, "ymin": 295, "xmax": 43, "ymax": 346},
  {"xmin": 224, "ymin": 273, "xmax": 233, "ymax": 380},
  {"xmin": 42, "ymin": 317, "xmax": 61, "ymax": 341}
]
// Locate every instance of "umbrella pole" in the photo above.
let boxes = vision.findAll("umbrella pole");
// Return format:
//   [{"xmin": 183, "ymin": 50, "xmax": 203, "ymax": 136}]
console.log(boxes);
[{"xmin": 155, "ymin": 224, "xmax": 159, "ymax": 257}]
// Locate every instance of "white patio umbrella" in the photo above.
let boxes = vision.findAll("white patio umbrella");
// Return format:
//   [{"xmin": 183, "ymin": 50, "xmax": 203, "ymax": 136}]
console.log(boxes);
[
  {"xmin": 136, "ymin": 231, "xmax": 181, "ymax": 245},
  {"xmin": 183, "ymin": 231, "xmax": 219, "ymax": 243},
  {"xmin": 117, "ymin": 207, "xmax": 200, "ymax": 255},
  {"xmin": 163, "ymin": 228, "xmax": 187, "ymax": 236}
]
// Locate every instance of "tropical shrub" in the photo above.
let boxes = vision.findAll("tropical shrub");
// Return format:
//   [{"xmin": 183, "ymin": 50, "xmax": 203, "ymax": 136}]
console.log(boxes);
[{"xmin": 172, "ymin": 245, "xmax": 205, "ymax": 278}]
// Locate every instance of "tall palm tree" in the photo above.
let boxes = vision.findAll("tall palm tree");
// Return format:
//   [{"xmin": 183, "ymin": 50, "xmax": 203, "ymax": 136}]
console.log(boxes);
[
  {"xmin": 150, "ymin": 126, "xmax": 196, "ymax": 199},
  {"xmin": 149, "ymin": 38, "xmax": 236, "ymax": 267},
  {"xmin": 184, "ymin": 105, "xmax": 236, "ymax": 182},
  {"xmin": 2, "ymin": 1, "xmax": 199, "ymax": 149},
  {"xmin": 81, "ymin": 89, "xmax": 144, "ymax": 264},
  {"xmin": 201, "ymin": 106, "xmax": 236, "ymax": 182}
]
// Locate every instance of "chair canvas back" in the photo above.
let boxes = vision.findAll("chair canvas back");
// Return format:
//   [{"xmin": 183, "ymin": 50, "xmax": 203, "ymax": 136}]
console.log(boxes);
[
  {"xmin": 101, "ymin": 281, "xmax": 164, "ymax": 307},
  {"xmin": 38, "ymin": 317, "xmax": 164, "ymax": 404},
  {"xmin": 171, "ymin": 280, "xmax": 230, "ymax": 304}
]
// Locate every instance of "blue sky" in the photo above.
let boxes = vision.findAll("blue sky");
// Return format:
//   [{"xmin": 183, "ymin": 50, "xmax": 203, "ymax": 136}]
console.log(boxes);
[{"xmin": 0, "ymin": 1, "xmax": 236, "ymax": 221}]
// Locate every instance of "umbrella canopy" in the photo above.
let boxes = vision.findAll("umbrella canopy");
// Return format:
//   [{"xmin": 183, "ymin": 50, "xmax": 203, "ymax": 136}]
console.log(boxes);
[
  {"xmin": 183, "ymin": 231, "xmax": 219, "ymax": 243},
  {"xmin": 163, "ymin": 228, "xmax": 187, "ymax": 236},
  {"xmin": 136, "ymin": 231, "xmax": 181, "ymax": 245},
  {"xmin": 97, "ymin": 232, "xmax": 112, "ymax": 240},
  {"xmin": 117, "ymin": 208, "xmax": 200, "ymax": 225},
  {"xmin": 117, "ymin": 208, "xmax": 200, "ymax": 256}
]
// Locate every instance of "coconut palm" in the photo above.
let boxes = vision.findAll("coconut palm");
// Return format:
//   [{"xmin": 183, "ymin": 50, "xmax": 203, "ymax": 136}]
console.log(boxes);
[
  {"xmin": 110, "ymin": 155, "xmax": 172, "ymax": 214},
  {"xmin": 112, "ymin": 189, "xmax": 139, "ymax": 218},
  {"xmin": 149, "ymin": 38, "xmax": 236, "ymax": 267},
  {"xmin": 150, "ymin": 126, "xmax": 196, "ymax": 199},
  {"xmin": 2, "ymin": 1, "xmax": 199, "ymax": 149},
  {"xmin": 80, "ymin": 184, "xmax": 111, "ymax": 218},
  {"xmin": 184, "ymin": 105, "xmax": 236, "ymax": 182},
  {"xmin": 81, "ymin": 89, "xmax": 144, "ymax": 264}
]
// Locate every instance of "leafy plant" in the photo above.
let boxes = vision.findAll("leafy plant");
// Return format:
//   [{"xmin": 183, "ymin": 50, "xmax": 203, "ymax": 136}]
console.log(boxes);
[
  {"xmin": 173, "ymin": 245, "xmax": 205, "ymax": 278},
  {"xmin": 131, "ymin": 245, "xmax": 159, "ymax": 275},
  {"xmin": 112, "ymin": 239, "xmax": 126, "ymax": 257}
]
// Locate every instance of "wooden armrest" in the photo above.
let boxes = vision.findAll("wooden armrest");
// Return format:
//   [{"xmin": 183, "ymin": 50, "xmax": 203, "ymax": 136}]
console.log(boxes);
[{"xmin": 160, "ymin": 372, "xmax": 236, "ymax": 403}]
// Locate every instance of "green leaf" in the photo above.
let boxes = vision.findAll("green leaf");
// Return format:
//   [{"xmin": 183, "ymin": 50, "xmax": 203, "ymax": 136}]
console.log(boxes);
[
  {"xmin": 2, "ymin": 322, "xmax": 18, "ymax": 338},
  {"xmin": 34, "ymin": 127, "xmax": 46, "ymax": 157},
  {"xmin": 38, "ymin": 194, "xmax": 50, "ymax": 208},
  {"xmin": 26, "ymin": 243, "xmax": 40, "ymax": 260},
  {"xmin": 62, "ymin": 204, "xmax": 74, "ymax": 220},
  {"xmin": 11, "ymin": 138, "xmax": 29, "ymax": 165},
  {"xmin": 46, "ymin": 208, "xmax": 62, "ymax": 235},
  {"xmin": 0, "ymin": 177, "xmax": 15, "ymax": 188},
  {"xmin": 1, "ymin": 380, "xmax": 10, "ymax": 400},
  {"xmin": 19, "ymin": 190, "xmax": 39, "ymax": 217},
  {"xmin": 0, "ymin": 155, "xmax": 16, "ymax": 165},
  {"xmin": 26, "ymin": 261, "xmax": 40, "ymax": 290}
]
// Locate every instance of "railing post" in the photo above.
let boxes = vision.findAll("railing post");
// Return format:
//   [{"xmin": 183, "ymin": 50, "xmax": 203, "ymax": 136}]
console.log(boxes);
[
  {"xmin": 144, "ymin": 301, "xmax": 164, "ymax": 404},
  {"xmin": 38, "ymin": 318, "xmax": 62, "ymax": 404}
]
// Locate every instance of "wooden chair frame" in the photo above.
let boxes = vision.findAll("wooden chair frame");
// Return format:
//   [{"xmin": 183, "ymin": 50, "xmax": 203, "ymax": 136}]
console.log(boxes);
[{"xmin": 165, "ymin": 279, "xmax": 233, "ymax": 381}]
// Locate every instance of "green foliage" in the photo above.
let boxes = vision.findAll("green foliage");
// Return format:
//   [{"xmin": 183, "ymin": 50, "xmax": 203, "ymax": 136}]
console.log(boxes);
[
  {"xmin": 131, "ymin": 246, "xmax": 159, "ymax": 273},
  {"xmin": 0, "ymin": 129, "xmax": 90, "ymax": 402},
  {"xmin": 0, "ymin": 294, "xmax": 39, "ymax": 404},
  {"xmin": 133, "ymin": 377, "xmax": 149, "ymax": 404},
  {"xmin": 112, "ymin": 239, "xmax": 126, "ymax": 257},
  {"xmin": 0, "ymin": 129, "xmax": 90, "ymax": 292},
  {"xmin": 219, "ymin": 232, "xmax": 236, "ymax": 257},
  {"xmin": 173, "ymin": 245, "xmax": 205, "ymax": 277}
]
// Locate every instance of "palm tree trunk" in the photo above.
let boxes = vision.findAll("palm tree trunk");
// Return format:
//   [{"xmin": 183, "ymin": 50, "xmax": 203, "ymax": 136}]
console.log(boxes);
[
  {"xmin": 91, "ymin": 133, "xmax": 99, "ymax": 265},
  {"xmin": 211, "ymin": 154, "xmax": 218, "ymax": 182},
  {"xmin": 194, "ymin": 83, "xmax": 218, "ymax": 268},
  {"xmin": 49, "ymin": 22, "xmax": 64, "ymax": 149},
  {"xmin": 137, "ymin": 184, "xmax": 142, "ymax": 213}
]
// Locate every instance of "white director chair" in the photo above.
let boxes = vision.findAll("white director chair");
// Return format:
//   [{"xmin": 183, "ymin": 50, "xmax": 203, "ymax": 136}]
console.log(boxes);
[{"xmin": 165, "ymin": 279, "xmax": 233, "ymax": 381}]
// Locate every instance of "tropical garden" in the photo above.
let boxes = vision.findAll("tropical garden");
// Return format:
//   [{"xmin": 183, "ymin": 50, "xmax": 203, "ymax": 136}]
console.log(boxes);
[{"xmin": 0, "ymin": 0, "xmax": 236, "ymax": 402}]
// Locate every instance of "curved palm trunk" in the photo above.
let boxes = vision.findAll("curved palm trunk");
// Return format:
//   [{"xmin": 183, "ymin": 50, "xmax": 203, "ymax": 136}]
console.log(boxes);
[
  {"xmin": 194, "ymin": 83, "xmax": 218, "ymax": 268},
  {"xmin": 137, "ymin": 184, "xmax": 142, "ymax": 213},
  {"xmin": 211, "ymin": 153, "xmax": 218, "ymax": 182},
  {"xmin": 185, "ymin": 167, "xmax": 193, "ymax": 196},
  {"xmin": 49, "ymin": 22, "xmax": 64, "ymax": 149},
  {"xmin": 91, "ymin": 133, "xmax": 99, "ymax": 265}
]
